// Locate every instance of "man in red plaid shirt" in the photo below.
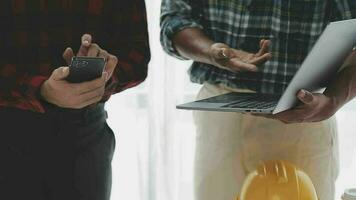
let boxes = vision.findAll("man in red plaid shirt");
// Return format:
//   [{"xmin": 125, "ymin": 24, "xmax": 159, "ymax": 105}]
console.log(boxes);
[{"xmin": 0, "ymin": 1, "xmax": 150, "ymax": 200}]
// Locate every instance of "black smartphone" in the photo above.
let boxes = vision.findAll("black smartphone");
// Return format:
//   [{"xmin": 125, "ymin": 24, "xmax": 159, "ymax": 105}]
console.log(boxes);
[{"xmin": 67, "ymin": 57, "xmax": 106, "ymax": 83}]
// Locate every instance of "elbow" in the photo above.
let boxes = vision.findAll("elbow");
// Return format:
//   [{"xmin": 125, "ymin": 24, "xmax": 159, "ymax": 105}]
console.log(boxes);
[
  {"xmin": 160, "ymin": 22, "xmax": 172, "ymax": 55},
  {"xmin": 160, "ymin": 16, "xmax": 178, "ymax": 55},
  {"xmin": 132, "ymin": 44, "xmax": 150, "ymax": 85},
  {"xmin": 137, "ymin": 52, "xmax": 150, "ymax": 84},
  {"xmin": 143, "ymin": 51, "xmax": 151, "ymax": 81},
  {"xmin": 139, "ymin": 64, "xmax": 148, "ymax": 84},
  {"xmin": 160, "ymin": 28, "xmax": 186, "ymax": 60},
  {"xmin": 160, "ymin": 34, "xmax": 171, "ymax": 56}
]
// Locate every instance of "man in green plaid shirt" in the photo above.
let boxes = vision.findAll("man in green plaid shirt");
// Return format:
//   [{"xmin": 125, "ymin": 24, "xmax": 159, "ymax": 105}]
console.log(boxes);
[{"xmin": 161, "ymin": 1, "xmax": 356, "ymax": 199}]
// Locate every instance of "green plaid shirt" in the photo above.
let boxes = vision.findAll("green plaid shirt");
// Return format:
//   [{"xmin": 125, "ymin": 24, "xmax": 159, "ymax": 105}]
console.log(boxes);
[{"xmin": 161, "ymin": 0, "xmax": 356, "ymax": 94}]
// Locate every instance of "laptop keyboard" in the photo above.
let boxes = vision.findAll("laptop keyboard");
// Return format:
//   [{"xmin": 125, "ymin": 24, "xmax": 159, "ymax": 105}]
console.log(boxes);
[
  {"xmin": 198, "ymin": 93, "xmax": 279, "ymax": 110},
  {"xmin": 223, "ymin": 98, "xmax": 277, "ymax": 109}
]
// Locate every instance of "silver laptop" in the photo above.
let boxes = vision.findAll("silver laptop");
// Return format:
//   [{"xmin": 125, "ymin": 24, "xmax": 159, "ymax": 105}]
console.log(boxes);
[{"xmin": 177, "ymin": 19, "xmax": 356, "ymax": 114}]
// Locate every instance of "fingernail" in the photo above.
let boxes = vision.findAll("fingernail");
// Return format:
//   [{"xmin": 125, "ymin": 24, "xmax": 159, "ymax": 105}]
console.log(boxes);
[
  {"xmin": 300, "ymin": 89, "xmax": 313, "ymax": 103},
  {"xmin": 304, "ymin": 90, "xmax": 312, "ymax": 98},
  {"xmin": 64, "ymin": 47, "xmax": 72, "ymax": 53},
  {"xmin": 83, "ymin": 40, "xmax": 89, "ymax": 46},
  {"xmin": 299, "ymin": 90, "xmax": 306, "ymax": 98}
]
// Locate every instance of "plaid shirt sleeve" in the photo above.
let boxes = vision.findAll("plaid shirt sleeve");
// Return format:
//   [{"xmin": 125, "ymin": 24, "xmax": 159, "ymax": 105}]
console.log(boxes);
[
  {"xmin": 334, "ymin": 0, "xmax": 356, "ymax": 19},
  {"xmin": 160, "ymin": 0, "xmax": 204, "ymax": 60},
  {"xmin": 0, "ymin": 72, "xmax": 48, "ymax": 113},
  {"xmin": 100, "ymin": 0, "xmax": 151, "ymax": 102}
]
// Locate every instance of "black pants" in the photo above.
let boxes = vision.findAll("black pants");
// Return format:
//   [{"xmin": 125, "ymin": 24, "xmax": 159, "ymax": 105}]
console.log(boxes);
[{"xmin": 0, "ymin": 103, "xmax": 115, "ymax": 200}]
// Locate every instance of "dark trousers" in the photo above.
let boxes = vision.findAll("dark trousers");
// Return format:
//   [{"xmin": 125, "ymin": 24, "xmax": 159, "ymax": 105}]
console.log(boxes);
[{"xmin": 0, "ymin": 103, "xmax": 115, "ymax": 200}]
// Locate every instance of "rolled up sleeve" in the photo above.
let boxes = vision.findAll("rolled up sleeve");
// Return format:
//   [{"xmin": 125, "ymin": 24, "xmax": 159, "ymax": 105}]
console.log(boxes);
[{"xmin": 160, "ymin": 0, "xmax": 204, "ymax": 60}]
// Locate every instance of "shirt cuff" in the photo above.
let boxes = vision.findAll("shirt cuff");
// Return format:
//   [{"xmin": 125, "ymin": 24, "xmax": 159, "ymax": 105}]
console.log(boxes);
[
  {"xmin": 26, "ymin": 76, "xmax": 48, "ymax": 113},
  {"xmin": 161, "ymin": 17, "xmax": 203, "ymax": 60}
]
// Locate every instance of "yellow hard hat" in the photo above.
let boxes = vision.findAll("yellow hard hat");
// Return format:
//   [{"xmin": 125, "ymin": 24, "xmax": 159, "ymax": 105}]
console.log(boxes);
[{"xmin": 237, "ymin": 160, "xmax": 318, "ymax": 200}]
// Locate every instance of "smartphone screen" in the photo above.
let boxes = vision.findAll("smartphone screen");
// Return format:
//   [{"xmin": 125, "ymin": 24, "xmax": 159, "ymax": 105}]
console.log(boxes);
[{"xmin": 67, "ymin": 57, "xmax": 106, "ymax": 83}]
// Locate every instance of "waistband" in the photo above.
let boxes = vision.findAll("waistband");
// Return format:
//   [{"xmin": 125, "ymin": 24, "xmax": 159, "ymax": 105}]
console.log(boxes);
[
  {"xmin": 43, "ymin": 102, "xmax": 108, "ymax": 125},
  {"xmin": 202, "ymin": 82, "xmax": 256, "ymax": 93}
]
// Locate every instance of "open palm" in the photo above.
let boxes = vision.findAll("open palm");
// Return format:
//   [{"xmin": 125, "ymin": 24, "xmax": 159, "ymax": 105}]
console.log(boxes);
[{"xmin": 209, "ymin": 39, "xmax": 272, "ymax": 72}]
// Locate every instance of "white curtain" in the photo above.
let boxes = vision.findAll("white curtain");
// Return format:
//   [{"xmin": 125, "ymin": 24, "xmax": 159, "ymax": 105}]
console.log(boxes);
[
  {"xmin": 105, "ymin": 0, "xmax": 356, "ymax": 199},
  {"xmin": 107, "ymin": 0, "xmax": 199, "ymax": 199}
]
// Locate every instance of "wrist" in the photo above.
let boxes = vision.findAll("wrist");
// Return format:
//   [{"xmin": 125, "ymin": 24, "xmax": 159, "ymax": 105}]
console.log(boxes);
[
  {"xmin": 40, "ymin": 80, "xmax": 53, "ymax": 104},
  {"xmin": 204, "ymin": 42, "xmax": 220, "ymax": 65}
]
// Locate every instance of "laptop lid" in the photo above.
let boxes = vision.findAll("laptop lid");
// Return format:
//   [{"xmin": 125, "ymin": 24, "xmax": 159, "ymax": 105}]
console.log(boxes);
[{"xmin": 273, "ymin": 19, "xmax": 356, "ymax": 114}]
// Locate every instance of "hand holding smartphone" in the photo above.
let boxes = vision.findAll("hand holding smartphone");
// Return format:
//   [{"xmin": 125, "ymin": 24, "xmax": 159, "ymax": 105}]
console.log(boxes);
[{"xmin": 66, "ymin": 57, "xmax": 106, "ymax": 83}]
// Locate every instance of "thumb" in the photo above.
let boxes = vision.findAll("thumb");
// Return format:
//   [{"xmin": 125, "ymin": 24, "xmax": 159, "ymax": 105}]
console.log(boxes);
[
  {"xmin": 63, "ymin": 47, "xmax": 74, "ymax": 65},
  {"xmin": 297, "ymin": 89, "xmax": 315, "ymax": 105},
  {"xmin": 77, "ymin": 34, "xmax": 92, "ymax": 56},
  {"xmin": 52, "ymin": 67, "xmax": 70, "ymax": 81},
  {"xmin": 81, "ymin": 34, "xmax": 92, "ymax": 47}
]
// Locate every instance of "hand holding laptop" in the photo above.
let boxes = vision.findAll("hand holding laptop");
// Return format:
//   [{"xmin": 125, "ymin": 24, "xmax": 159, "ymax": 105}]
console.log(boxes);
[
  {"xmin": 208, "ymin": 39, "xmax": 272, "ymax": 72},
  {"xmin": 253, "ymin": 89, "xmax": 339, "ymax": 124},
  {"xmin": 255, "ymin": 49, "xmax": 356, "ymax": 124}
]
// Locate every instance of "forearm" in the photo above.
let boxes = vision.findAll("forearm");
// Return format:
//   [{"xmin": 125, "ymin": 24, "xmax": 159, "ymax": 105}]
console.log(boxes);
[
  {"xmin": 324, "ymin": 51, "xmax": 356, "ymax": 109},
  {"xmin": 173, "ymin": 28, "xmax": 215, "ymax": 64}
]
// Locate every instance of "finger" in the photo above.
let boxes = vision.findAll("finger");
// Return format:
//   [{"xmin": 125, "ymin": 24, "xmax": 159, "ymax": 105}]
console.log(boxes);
[
  {"xmin": 297, "ymin": 89, "xmax": 316, "ymax": 105},
  {"xmin": 256, "ymin": 40, "xmax": 271, "ymax": 57},
  {"xmin": 52, "ymin": 67, "xmax": 70, "ymax": 81},
  {"xmin": 280, "ymin": 118, "xmax": 306, "ymax": 124},
  {"xmin": 251, "ymin": 113, "xmax": 274, "ymax": 119},
  {"xmin": 76, "ymin": 93, "xmax": 104, "ymax": 109},
  {"xmin": 267, "ymin": 102, "xmax": 311, "ymax": 123},
  {"xmin": 98, "ymin": 50, "xmax": 109, "ymax": 75},
  {"xmin": 87, "ymin": 43, "xmax": 101, "ymax": 57},
  {"xmin": 98, "ymin": 50, "xmax": 109, "ymax": 60},
  {"xmin": 252, "ymin": 113, "xmax": 296, "ymax": 124},
  {"xmin": 262, "ymin": 40, "xmax": 271, "ymax": 52},
  {"xmin": 228, "ymin": 58, "xmax": 258, "ymax": 72},
  {"xmin": 77, "ymin": 85, "xmax": 105, "ymax": 104},
  {"xmin": 252, "ymin": 112, "xmax": 297, "ymax": 123},
  {"xmin": 260, "ymin": 39, "xmax": 265, "ymax": 48},
  {"xmin": 82, "ymin": 34, "xmax": 92, "ymax": 46},
  {"xmin": 104, "ymin": 55, "xmax": 118, "ymax": 80},
  {"xmin": 62, "ymin": 47, "xmax": 75, "ymax": 65},
  {"xmin": 249, "ymin": 52, "xmax": 272, "ymax": 65},
  {"xmin": 72, "ymin": 73, "xmax": 107, "ymax": 94},
  {"xmin": 273, "ymin": 108, "xmax": 308, "ymax": 123},
  {"xmin": 77, "ymin": 34, "xmax": 92, "ymax": 56}
]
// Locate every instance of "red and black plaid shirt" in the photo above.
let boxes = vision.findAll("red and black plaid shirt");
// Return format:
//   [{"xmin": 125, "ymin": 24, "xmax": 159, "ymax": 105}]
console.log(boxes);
[{"xmin": 0, "ymin": 0, "xmax": 150, "ymax": 113}]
